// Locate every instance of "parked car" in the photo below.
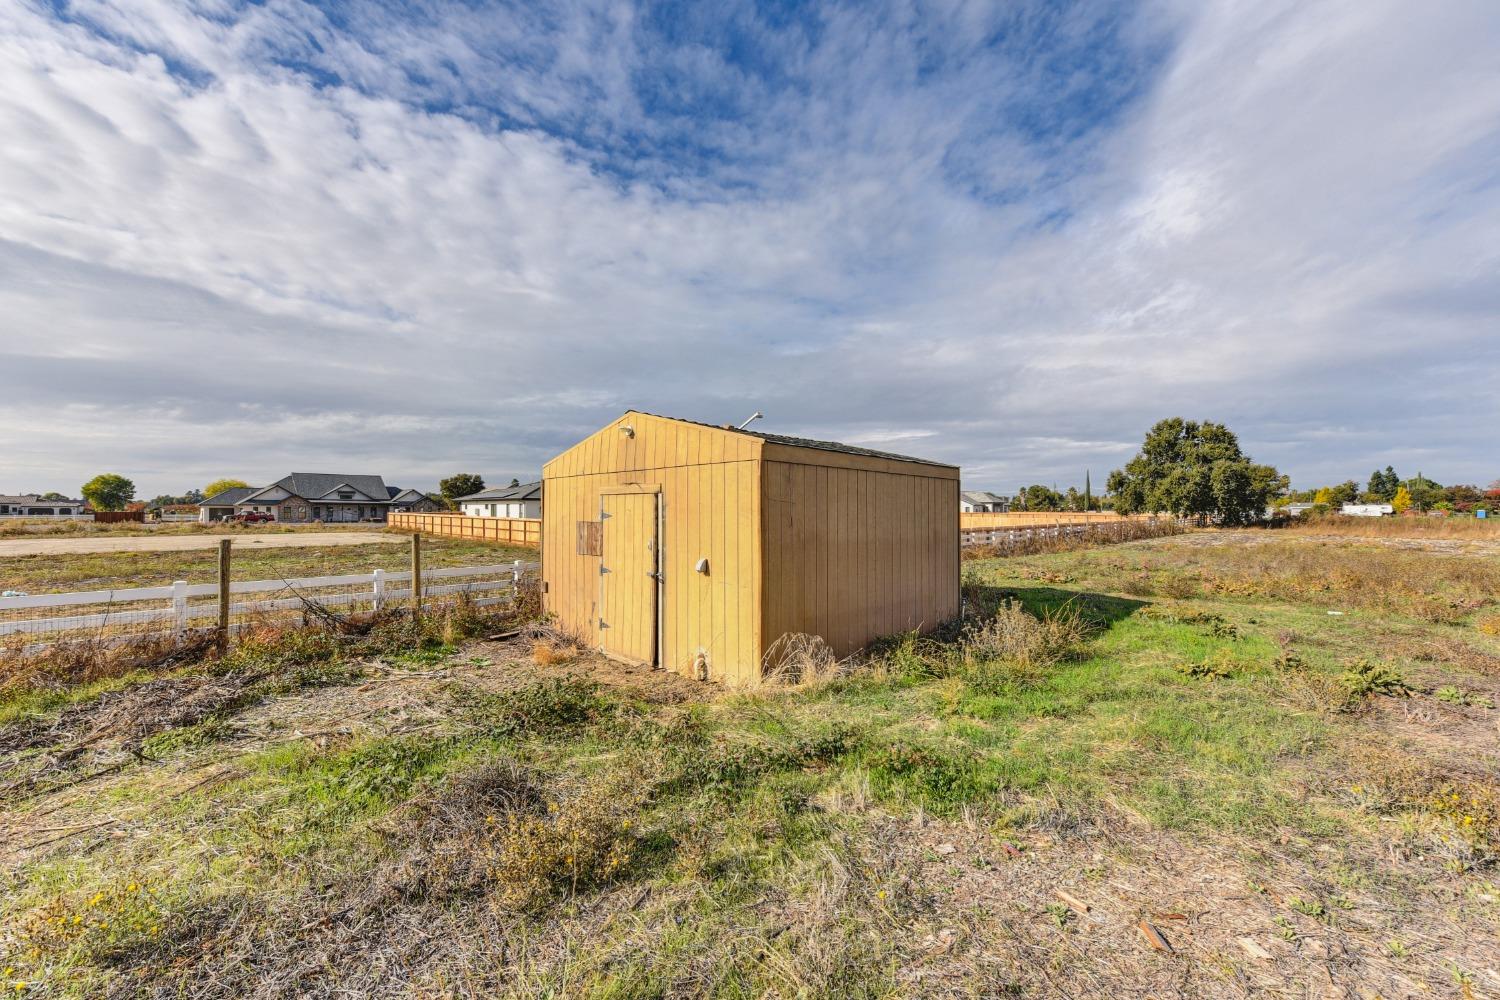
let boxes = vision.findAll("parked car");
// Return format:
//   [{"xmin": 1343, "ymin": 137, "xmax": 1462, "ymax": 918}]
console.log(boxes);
[{"xmin": 229, "ymin": 512, "xmax": 276, "ymax": 523}]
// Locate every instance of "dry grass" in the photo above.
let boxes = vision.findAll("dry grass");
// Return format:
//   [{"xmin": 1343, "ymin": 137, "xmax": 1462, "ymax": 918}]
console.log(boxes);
[
  {"xmin": 761, "ymin": 632, "xmax": 847, "ymax": 687},
  {"xmin": 1284, "ymin": 514, "xmax": 1500, "ymax": 540},
  {"xmin": 0, "ymin": 632, "xmax": 215, "ymax": 704},
  {"xmin": 530, "ymin": 637, "xmax": 580, "ymax": 666},
  {"xmin": 1138, "ymin": 535, "xmax": 1500, "ymax": 623}
]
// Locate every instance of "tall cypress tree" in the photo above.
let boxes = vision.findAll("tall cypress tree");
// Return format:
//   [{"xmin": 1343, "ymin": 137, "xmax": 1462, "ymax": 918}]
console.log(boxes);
[{"xmin": 1084, "ymin": 470, "xmax": 1092, "ymax": 511}]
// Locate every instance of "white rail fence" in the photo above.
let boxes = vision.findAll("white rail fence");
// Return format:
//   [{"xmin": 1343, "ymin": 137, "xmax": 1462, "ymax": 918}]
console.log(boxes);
[
  {"xmin": 1, "ymin": 561, "xmax": 537, "ymax": 651},
  {"xmin": 959, "ymin": 517, "xmax": 1184, "ymax": 550}
]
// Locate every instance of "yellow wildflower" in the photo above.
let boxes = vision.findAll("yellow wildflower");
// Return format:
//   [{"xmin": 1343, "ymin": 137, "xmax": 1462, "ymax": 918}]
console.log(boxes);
[{"xmin": 876, "ymin": 890, "xmax": 887, "ymax": 900}]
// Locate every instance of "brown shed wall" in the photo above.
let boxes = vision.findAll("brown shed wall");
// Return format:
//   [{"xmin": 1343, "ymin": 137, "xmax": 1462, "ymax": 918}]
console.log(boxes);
[{"xmin": 760, "ymin": 457, "xmax": 959, "ymax": 660}]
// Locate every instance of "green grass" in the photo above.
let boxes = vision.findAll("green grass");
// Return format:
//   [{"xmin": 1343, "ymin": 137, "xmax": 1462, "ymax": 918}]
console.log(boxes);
[{"xmin": 5, "ymin": 532, "xmax": 1499, "ymax": 996}]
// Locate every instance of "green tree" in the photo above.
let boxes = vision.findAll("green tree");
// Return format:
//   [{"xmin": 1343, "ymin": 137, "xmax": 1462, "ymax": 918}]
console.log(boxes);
[
  {"xmin": 81, "ymin": 473, "xmax": 136, "ymax": 511},
  {"xmin": 1329, "ymin": 480, "xmax": 1360, "ymax": 506},
  {"xmin": 440, "ymin": 473, "xmax": 485, "ymax": 506},
  {"xmin": 1403, "ymin": 472, "xmax": 1443, "ymax": 511},
  {"xmin": 1106, "ymin": 418, "xmax": 1283, "ymax": 524},
  {"xmin": 1016, "ymin": 484, "xmax": 1064, "ymax": 511},
  {"xmin": 1365, "ymin": 466, "xmax": 1400, "ymax": 501},
  {"xmin": 509, "ymin": 478, "xmax": 521, "ymax": 488},
  {"xmin": 39, "ymin": 491, "xmax": 68, "ymax": 501},
  {"xmin": 203, "ymin": 478, "xmax": 250, "ymax": 500}
]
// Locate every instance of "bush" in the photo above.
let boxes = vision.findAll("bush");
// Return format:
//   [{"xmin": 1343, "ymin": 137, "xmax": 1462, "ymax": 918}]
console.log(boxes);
[
  {"xmin": 960, "ymin": 600, "xmax": 1092, "ymax": 676},
  {"xmin": 1338, "ymin": 660, "xmax": 1411, "ymax": 704}
]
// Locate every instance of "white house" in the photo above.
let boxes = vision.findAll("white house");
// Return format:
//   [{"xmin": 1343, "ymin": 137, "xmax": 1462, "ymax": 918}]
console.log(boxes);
[
  {"xmin": 960, "ymin": 490, "xmax": 1010, "ymax": 513},
  {"xmin": 458, "ymin": 481, "xmax": 541, "ymax": 518},
  {"xmin": 0, "ymin": 494, "xmax": 88, "ymax": 517},
  {"xmin": 1341, "ymin": 503, "xmax": 1395, "ymax": 517}
]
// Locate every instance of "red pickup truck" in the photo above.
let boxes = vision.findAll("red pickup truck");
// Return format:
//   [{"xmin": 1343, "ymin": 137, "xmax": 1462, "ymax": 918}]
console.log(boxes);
[{"xmin": 228, "ymin": 512, "xmax": 276, "ymax": 523}]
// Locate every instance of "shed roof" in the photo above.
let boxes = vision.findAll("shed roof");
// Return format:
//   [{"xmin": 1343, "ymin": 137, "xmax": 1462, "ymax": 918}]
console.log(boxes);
[{"xmin": 632, "ymin": 411, "xmax": 956, "ymax": 470}]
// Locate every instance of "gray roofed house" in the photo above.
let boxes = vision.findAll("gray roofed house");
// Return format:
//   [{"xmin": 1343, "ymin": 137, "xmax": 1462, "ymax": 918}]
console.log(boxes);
[
  {"xmin": 0, "ymin": 494, "xmax": 88, "ymax": 516},
  {"xmin": 960, "ymin": 490, "xmax": 1010, "ymax": 513},
  {"xmin": 200, "ymin": 473, "xmax": 422, "ymax": 523},
  {"xmin": 457, "ymin": 481, "xmax": 542, "ymax": 519},
  {"xmin": 388, "ymin": 488, "xmax": 446, "ymax": 513}
]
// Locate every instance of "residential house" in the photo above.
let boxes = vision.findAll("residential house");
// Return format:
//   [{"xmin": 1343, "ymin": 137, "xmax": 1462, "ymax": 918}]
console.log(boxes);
[
  {"xmin": 960, "ymin": 490, "xmax": 1010, "ymax": 513},
  {"xmin": 388, "ymin": 488, "xmax": 446, "ymax": 513},
  {"xmin": 0, "ymin": 494, "xmax": 88, "ymax": 517},
  {"xmin": 198, "ymin": 486, "xmax": 260, "ymax": 522},
  {"xmin": 200, "ymin": 474, "xmax": 422, "ymax": 523},
  {"xmin": 458, "ymin": 481, "xmax": 542, "ymax": 519}
]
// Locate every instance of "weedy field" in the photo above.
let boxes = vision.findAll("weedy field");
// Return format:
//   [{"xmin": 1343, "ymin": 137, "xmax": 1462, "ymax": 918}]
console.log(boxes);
[{"xmin": 2, "ymin": 531, "xmax": 1499, "ymax": 998}]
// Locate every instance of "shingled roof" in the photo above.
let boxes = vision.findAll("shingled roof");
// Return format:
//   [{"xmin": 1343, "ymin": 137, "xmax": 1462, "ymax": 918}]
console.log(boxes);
[
  {"xmin": 253, "ymin": 473, "xmax": 390, "ymax": 501},
  {"xmin": 200, "ymin": 487, "xmax": 259, "ymax": 506},
  {"xmin": 458, "ymin": 481, "xmax": 541, "ymax": 503}
]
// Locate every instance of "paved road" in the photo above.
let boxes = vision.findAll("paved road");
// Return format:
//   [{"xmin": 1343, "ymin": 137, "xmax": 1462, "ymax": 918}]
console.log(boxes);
[{"xmin": 0, "ymin": 531, "xmax": 403, "ymax": 557}]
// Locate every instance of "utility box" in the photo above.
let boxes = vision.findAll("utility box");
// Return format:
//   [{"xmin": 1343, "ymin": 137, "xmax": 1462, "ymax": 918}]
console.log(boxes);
[{"xmin": 541, "ymin": 411, "xmax": 960, "ymax": 685}]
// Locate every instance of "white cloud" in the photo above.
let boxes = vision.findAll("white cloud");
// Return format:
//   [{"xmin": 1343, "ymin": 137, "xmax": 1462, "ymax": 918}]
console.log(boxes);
[{"xmin": 0, "ymin": 0, "xmax": 1496, "ymax": 498}]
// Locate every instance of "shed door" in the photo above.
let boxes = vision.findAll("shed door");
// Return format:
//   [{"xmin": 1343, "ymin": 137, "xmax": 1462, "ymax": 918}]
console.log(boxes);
[{"xmin": 600, "ymin": 493, "xmax": 659, "ymax": 666}]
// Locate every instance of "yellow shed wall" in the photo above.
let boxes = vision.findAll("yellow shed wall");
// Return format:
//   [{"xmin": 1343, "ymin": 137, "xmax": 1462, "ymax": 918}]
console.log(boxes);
[
  {"xmin": 761, "ymin": 459, "xmax": 959, "ymax": 659},
  {"xmin": 542, "ymin": 413, "xmax": 764, "ymax": 686}
]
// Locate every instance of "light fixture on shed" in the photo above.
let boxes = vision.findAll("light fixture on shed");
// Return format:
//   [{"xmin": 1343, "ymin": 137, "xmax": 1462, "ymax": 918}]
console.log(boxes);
[
  {"xmin": 619, "ymin": 423, "xmax": 635, "ymax": 438},
  {"xmin": 695, "ymin": 557, "xmax": 710, "ymax": 575}
]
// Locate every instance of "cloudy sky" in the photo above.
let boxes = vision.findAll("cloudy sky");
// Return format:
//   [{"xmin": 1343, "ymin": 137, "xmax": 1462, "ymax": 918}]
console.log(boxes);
[{"xmin": 2, "ymin": 0, "xmax": 1497, "ymax": 499}]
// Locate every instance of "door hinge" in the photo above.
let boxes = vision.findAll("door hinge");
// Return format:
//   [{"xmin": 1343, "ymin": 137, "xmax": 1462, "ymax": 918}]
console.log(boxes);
[
  {"xmin": 599, "ymin": 565, "xmax": 611, "ymax": 575},
  {"xmin": 600, "ymin": 511, "xmax": 612, "ymax": 520},
  {"xmin": 598, "ymin": 619, "xmax": 610, "ymax": 629}
]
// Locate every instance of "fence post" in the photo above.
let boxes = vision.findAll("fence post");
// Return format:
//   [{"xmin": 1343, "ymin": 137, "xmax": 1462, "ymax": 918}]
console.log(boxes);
[
  {"xmin": 372, "ymin": 568, "xmax": 386, "ymax": 612},
  {"xmin": 172, "ymin": 580, "xmax": 188, "ymax": 638},
  {"xmin": 512, "ymin": 559, "xmax": 522, "ymax": 591},
  {"xmin": 217, "ymin": 539, "xmax": 232, "ymax": 655},
  {"xmin": 411, "ymin": 532, "xmax": 423, "ymax": 621}
]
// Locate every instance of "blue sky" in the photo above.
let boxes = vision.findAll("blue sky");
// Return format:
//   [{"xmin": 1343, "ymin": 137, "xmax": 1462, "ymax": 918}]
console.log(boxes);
[{"xmin": 1, "ymin": 0, "xmax": 1498, "ymax": 498}]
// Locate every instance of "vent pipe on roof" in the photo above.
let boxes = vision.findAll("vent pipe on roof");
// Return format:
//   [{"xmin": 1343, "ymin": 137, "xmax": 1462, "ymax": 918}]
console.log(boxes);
[{"xmin": 736, "ymin": 411, "xmax": 763, "ymax": 430}]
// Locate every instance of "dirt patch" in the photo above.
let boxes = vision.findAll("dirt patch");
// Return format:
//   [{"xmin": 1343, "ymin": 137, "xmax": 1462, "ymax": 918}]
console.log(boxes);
[{"xmin": 1172, "ymin": 529, "xmax": 1500, "ymax": 559}]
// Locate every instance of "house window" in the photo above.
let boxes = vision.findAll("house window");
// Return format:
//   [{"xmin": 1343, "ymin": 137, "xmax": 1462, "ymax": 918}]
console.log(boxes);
[{"xmin": 338, "ymin": 491, "xmax": 354, "ymax": 500}]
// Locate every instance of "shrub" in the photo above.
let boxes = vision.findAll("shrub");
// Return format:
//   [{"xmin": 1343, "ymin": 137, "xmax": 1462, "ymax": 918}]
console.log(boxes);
[
  {"xmin": 960, "ymin": 600, "xmax": 1092, "ymax": 677},
  {"xmin": 453, "ymin": 676, "xmax": 607, "ymax": 737},
  {"xmin": 1338, "ymin": 660, "xmax": 1411, "ymax": 703}
]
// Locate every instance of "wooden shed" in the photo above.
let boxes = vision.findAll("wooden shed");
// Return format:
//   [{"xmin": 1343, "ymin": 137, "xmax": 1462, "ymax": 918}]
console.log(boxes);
[{"xmin": 541, "ymin": 411, "xmax": 960, "ymax": 685}]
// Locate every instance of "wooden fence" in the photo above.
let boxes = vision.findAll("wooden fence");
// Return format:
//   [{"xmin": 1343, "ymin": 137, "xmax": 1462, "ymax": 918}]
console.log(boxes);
[
  {"xmin": 1, "ymin": 559, "xmax": 537, "ymax": 651},
  {"xmin": 960, "ymin": 516, "xmax": 1183, "ymax": 550},
  {"xmin": 390, "ymin": 512, "xmax": 541, "ymax": 547},
  {"xmin": 93, "ymin": 510, "xmax": 146, "ymax": 524},
  {"xmin": 959, "ymin": 511, "xmax": 1160, "ymax": 529}
]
